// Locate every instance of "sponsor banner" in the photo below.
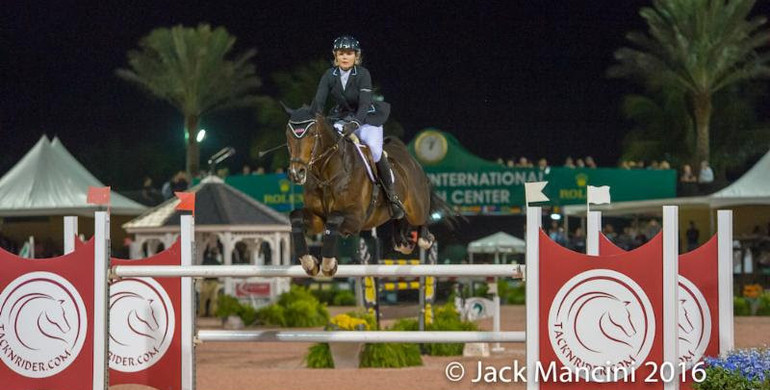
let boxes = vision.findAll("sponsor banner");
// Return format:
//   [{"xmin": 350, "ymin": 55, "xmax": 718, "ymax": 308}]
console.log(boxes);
[
  {"xmin": 0, "ymin": 240, "xmax": 96, "ymax": 390},
  {"xmin": 599, "ymin": 233, "xmax": 720, "ymax": 389},
  {"xmin": 540, "ymin": 231, "xmax": 665, "ymax": 389},
  {"xmin": 110, "ymin": 240, "xmax": 182, "ymax": 390}
]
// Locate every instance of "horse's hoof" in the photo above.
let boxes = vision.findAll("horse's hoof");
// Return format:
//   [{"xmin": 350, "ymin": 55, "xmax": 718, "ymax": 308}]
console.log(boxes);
[
  {"xmin": 321, "ymin": 257, "xmax": 338, "ymax": 277},
  {"xmin": 394, "ymin": 243, "xmax": 415, "ymax": 255},
  {"xmin": 300, "ymin": 255, "xmax": 320, "ymax": 276},
  {"xmin": 417, "ymin": 234, "xmax": 434, "ymax": 250}
]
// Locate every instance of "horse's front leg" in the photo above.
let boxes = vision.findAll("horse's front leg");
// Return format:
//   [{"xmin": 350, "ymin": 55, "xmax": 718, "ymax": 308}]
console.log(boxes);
[
  {"xmin": 291, "ymin": 209, "xmax": 322, "ymax": 276},
  {"xmin": 320, "ymin": 211, "xmax": 347, "ymax": 277}
]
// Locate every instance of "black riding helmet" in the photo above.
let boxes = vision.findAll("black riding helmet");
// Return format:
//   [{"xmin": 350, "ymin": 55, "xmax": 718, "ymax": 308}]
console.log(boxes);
[{"xmin": 332, "ymin": 35, "xmax": 361, "ymax": 52}]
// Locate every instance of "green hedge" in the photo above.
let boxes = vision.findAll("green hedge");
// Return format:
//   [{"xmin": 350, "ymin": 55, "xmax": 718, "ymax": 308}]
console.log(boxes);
[
  {"xmin": 734, "ymin": 293, "xmax": 770, "ymax": 316},
  {"xmin": 215, "ymin": 295, "xmax": 258, "ymax": 326},
  {"xmin": 311, "ymin": 286, "xmax": 357, "ymax": 306},
  {"xmin": 256, "ymin": 285, "xmax": 330, "ymax": 327}
]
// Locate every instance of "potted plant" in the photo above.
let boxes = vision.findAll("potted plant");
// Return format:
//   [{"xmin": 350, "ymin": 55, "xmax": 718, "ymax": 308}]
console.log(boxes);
[{"xmin": 326, "ymin": 313, "xmax": 369, "ymax": 368}]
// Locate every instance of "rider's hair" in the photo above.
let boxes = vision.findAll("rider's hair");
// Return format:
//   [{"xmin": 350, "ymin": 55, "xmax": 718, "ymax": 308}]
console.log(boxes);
[{"xmin": 333, "ymin": 50, "xmax": 362, "ymax": 66}]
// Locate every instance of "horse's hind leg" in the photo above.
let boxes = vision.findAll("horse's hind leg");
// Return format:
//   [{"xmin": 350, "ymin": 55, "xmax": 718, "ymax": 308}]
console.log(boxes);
[
  {"xmin": 291, "ymin": 209, "xmax": 319, "ymax": 276},
  {"xmin": 392, "ymin": 218, "xmax": 415, "ymax": 255},
  {"xmin": 417, "ymin": 225, "xmax": 435, "ymax": 250},
  {"xmin": 320, "ymin": 212, "xmax": 345, "ymax": 277}
]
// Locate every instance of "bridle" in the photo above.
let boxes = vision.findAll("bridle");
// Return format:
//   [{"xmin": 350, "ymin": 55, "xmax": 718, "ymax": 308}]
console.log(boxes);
[{"xmin": 288, "ymin": 119, "xmax": 340, "ymax": 184}]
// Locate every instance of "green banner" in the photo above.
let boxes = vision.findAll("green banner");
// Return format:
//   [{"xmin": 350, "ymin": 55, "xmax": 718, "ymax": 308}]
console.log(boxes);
[
  {"xmin": 407, "ymin": 129, "xmax": 676, "ymax": 214},
  {"xmin": 218, "ymin": 129, "xmax": 676, "ymax": 215}
]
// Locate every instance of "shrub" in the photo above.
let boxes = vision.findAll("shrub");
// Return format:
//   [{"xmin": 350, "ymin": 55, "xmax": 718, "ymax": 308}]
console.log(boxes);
[
  {"xmin": 257, "ymin": 285, "xmax": 329, "ymax": 327},
  {"xmin": 332, "ymin": 290, "xmax": 357, "ymax": 306},
  {"xmin": 757, "ymin": 292, "xmax": 770, "ymax": 316},
  {"xmin": 305, "ymin": 311, "xmax": 422, "ymax": 368},
  {"xmin": 498, "ymin": 281, "xmax": 526, "ymax": 305},
  {"xmin": 215, "ymin": 295, "xmax": 258, "ymax": 326},
  {"xmin": 694, "ymin": 349, "xmax": 770, "ymax": 390},
  {"xmin": 734, "ymin": 297, "xmax": 751, "ymax": 316},
  {"xmin": 424, "ymin": 302, "xmax": 479, "ymax": 356}
]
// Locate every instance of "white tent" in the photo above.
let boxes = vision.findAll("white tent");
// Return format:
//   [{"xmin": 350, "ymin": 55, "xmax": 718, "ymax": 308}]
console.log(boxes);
[
  {"xmin": 467, "ymin": 231, "xmax": 526, "ymax": 264},
  {"xmin": 564, "ymin": 148, "xmax": 770, "ymax": 217},
  {"xmin": 0, "ymin": 136, "xmax": 147, "ymax": 216}
]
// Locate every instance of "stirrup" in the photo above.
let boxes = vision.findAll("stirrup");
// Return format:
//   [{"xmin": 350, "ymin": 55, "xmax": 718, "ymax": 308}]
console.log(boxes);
[{"xmin": 388, "ymin": 194, "xmax": 406, "ymax": 219}]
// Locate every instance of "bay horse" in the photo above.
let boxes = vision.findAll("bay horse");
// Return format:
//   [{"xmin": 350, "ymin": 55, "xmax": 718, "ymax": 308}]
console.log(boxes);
[{"xmin": 285, "ymin": 105, "xmax": 451, "ymax": 276}]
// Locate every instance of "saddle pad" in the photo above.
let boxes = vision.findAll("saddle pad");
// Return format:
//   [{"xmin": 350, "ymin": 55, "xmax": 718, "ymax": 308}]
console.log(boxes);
[{"xmin": 350, "ymin": 138, "xmax": 377, "ymax": 183}]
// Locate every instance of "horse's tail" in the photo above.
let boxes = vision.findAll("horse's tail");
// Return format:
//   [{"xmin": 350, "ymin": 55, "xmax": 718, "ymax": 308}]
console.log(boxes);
[{"xmin": 429, "ymin": 190, "xmax": 463, "ymax": 229}]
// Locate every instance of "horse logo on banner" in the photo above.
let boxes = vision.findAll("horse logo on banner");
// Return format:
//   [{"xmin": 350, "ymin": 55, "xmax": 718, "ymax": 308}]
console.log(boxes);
[
  {"xmin": 0, "ymin": 272, "xmax": 88, "ymax": 378},
  {"xmin": 109, "ymin": 277, "xmax": 175, "ymax": 373},
  {"xmin": 548, "ymin": 269, "xmax": 656, "ymax": 382}
]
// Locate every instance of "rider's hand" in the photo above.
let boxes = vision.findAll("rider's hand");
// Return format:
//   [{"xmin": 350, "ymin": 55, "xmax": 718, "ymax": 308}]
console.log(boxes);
[{"xmin": 342, "ymin": 121, "xmax": 360, "ymax": 137}]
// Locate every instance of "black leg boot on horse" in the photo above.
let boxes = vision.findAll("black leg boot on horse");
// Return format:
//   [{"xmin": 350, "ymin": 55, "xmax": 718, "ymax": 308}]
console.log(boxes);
[
  {"xmin": 376, "ymin": 155, "xmax": 406, "ymax": 220},
  {"xmin": 291, "ymin": 209, "xmax": 320, "ymax": 276}
]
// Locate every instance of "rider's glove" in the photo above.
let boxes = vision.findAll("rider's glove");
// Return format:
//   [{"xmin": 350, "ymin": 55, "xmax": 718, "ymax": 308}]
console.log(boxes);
[{"xmin": 342, "ymin": 121, "xmax": 360, "ymax": 137}]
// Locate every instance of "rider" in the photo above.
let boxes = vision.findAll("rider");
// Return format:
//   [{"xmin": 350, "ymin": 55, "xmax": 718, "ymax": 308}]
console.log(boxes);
[{"xmin": 310, "ymin": 35, "xmax": 405, "ymax": 219}]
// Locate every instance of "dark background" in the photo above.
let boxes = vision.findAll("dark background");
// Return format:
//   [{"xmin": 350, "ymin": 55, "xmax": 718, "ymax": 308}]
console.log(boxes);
[{"xmin": 2, "ymin": 1, "xmax": 769, "ymax": 188}]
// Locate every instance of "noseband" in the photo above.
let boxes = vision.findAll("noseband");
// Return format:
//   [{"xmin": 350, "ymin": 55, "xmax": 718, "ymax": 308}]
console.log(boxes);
[{"xmin": 288, "ymin": 119, "xmax": 340, "ymax": 179}]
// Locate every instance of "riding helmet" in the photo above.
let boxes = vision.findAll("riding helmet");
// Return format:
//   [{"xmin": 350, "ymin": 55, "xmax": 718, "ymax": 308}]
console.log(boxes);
[{"xmin": 332, "ymin": 36, "xmax": 361, "ymax": 52}]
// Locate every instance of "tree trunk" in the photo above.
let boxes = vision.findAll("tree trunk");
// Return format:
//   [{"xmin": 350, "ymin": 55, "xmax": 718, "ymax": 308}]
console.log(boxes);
[
  {"xmin": 692, "ymin": 93, "xmax": 712, "ymax": 175},
  {"xmin": 186, "ymin": 114, "xmax": 200, "ymax": 176}
]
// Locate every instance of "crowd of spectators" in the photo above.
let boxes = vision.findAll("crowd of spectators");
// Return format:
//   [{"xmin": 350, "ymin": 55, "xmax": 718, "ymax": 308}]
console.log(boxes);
[
  {"xmin": 496, "ymin": 156, "xmax": 599, "ymax": 170},
  {"xmin": 547, "ymin": 218, "xmax": 666, "ymax": 253}
]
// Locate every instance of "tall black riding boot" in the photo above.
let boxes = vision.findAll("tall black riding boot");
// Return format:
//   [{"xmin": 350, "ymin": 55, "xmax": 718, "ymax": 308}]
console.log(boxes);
[{"xmin": 376, "ymin": 157, "xmax": 406, "ymax": 220}]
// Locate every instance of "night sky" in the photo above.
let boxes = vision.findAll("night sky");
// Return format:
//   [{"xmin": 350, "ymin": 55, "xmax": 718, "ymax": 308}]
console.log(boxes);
[{"xmin": 3, "ymin": 1, "xmax": 769, "ymax": 189}]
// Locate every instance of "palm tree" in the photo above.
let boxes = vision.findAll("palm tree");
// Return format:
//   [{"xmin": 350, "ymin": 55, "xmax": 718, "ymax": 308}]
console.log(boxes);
[
  {"xmin": 117, "ymin": 24, "xmax": 261, "ymax": 175},
  {"xmin": 609, "ymin": 0, "xmax": 770, "ymax": 170}
]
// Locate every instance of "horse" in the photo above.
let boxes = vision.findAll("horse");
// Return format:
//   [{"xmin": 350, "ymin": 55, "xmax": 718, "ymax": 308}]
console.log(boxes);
[{"xmin": 284, "ymin": 105, "xmax": 453, "ymax": 276}]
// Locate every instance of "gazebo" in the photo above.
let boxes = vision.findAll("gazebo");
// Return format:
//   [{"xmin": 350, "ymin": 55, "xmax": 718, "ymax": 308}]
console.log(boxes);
[
  {"xmin": 467, "ymin": 231, "xmax": 526, "ymax": 264},
  {"xmin": 123, "ymin": 176, "xmax": 291, "ymax": 299}
]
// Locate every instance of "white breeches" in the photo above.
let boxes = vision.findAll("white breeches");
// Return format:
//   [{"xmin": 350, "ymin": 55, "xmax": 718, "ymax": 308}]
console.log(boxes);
[{"xmin": 334, "ymin": 121, "xmax": 384, "ymax": 162}]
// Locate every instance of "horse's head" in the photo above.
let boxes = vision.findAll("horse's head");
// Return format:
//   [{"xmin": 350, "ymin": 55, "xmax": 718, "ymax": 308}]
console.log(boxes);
[
  {"xmin": 606, "ymin": 300, "xmax": 637, "ymax": 337},
  {"xmin": 284, "ymin": 104, "xmax": 324, "ymax": 185}
]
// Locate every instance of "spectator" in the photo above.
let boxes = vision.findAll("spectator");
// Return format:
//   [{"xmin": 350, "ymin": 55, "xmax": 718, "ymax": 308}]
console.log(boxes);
[
  {"xmin": 537, "ymin": 158, "xmax": 549, "ymax": 171},
  {"xmin": 242, "ymin": 164, "xmax": 252, "ymax": 175},
  {"xmin": 170, "ymin": 171, "xmax": 189, "ymax": 193},
  {"xmin": 275, "ymin": 167, "xmax": 285, "ymax": 174},
  {"xmin": 585, "ymin": 156, "xmax": 597, "ymax": 168},
  {"xmin": 570, "ymin": 227, "xmax": 586, "ymax": 253},
  {"xmin": 506, "ymin": 159, "xmax": 515, "ymax": 168},
  {"xmin": 140, "ymin": 177, "xmax": 163, "ymax": 206},
  {"xmin": 636, "ymin": 160, "xmax": 645, "ymax": 169},
  {"xmin": 575, "ymin": 158, "xmax": 585, "ymax": 168},
  {"xmin": 680, "ymin": 164, "xmax": 697, "ymax": 183},
  {"xmin": 686, "ymin": 221, "xmax": 700, "ymax": 251},
  {"xmin": 254, "ymin": 166, "xmax": 266, "ymax": 175},
  {"xmin": 648, "ymin": 160, "xmax": 660, "ymax": 170},
  {"xmin": 199, "ymin": 246, "xmax": 222, "ymax": 317},
  {"xmin": 646, "ymin": 219, "xmax": 661, "ymax": 238},
  {"xmin": 496, "ymin": 158, "xmax": 505, "ymax": 165},
  {"xmin": 659, "ymin": 160, "xmax": 671, "ymax": 170},
  {"xmin": 698, "ymin": 161, "xmax": 714, "ymax": 184},
  {"xmin": 517, "ymin": 157, "xmax": 531, "ymax": 167},
  {"xmin": 617, "ymin": 227, "xmax": 634, "ymax": 250},
  {"xmin": 620, "ymin": 160, "xmax": 632, "ymax": 169},
  {"xmin": 603, "ymin": 223, "xmax": 617, "ymax": 241},
  {"xmin": 564, "ymin": 156, "xmax": 575, "ymax": 168}
]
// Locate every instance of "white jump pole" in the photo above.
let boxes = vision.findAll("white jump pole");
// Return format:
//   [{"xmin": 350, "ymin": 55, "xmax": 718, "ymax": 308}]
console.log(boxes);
[
  {"xmin": 198, "ymin": 330, "xmax": 525, "ymax": 343},
  {"xmin": 662, "ymin": 206, "xmax": 679, "ymax": 390},
  {"xmin": 717, "ymin": 210, "xmax": 734, "ymax": 354},
  {"xmin": 586, "ymin": 210, "xmax": 601, "ymax": 255},
  {"xmin": 525, "ymin": 206, "xmax": 541, "ymax": 390},
  {"xmin": 93, "ymin": 211, "xmax": 109, "ymax": 390},
  {"xmin": 64, "ymin": 216, "xmax": 78, "ymax": 254},
  {"xmin": 112, "ymin": 264, "xmax": 524, "ymax": 279},
  {"xmin": 180, "ymin": 214, "xmax": 195, "ymax": 390}
]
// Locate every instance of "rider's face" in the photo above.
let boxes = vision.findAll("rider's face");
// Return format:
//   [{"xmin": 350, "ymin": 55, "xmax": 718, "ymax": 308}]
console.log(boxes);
[{"xmin": 335, "ymin": 50, "xmax": 357, "ymax": 70}]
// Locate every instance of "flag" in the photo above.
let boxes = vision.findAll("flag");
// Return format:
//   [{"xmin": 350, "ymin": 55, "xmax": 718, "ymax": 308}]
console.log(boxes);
[
  {"xmin": 175, "ymin": 192, "xmax": 196, "ymax": 215},
  {"xmin": 524, "ymin": 181, "xmax": 549, "ymax": 205},
  {"xmin": 87, "ymin": 186, "xmax": 111, "ymax": 205},
  {"xmin": 587, "ymin": 185, "xmax": 611, "ymax": 205}
]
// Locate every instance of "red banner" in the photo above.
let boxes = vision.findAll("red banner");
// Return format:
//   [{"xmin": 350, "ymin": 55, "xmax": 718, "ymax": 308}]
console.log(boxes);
[
  {"xmin": 0, "ymin": 240, "xmax": 96, "ymax": 390},
  {"xmin": 109, "ymin": 240, "xmax": 182, "ymax": 390},
  {"xmin": 539, "ymin": 230, "xmax": 664, "ymax": 389}
]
